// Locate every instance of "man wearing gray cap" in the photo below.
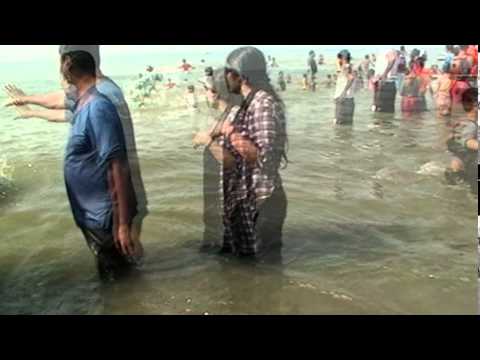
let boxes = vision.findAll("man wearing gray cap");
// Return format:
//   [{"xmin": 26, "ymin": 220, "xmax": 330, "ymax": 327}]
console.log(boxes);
[
  {"xmin": 4, "ymin": 45, "xmax": 148, "ymax": 269},
  {"xmin": 218, "ymin": 46, "xmax": 288, "ymax": 259}
]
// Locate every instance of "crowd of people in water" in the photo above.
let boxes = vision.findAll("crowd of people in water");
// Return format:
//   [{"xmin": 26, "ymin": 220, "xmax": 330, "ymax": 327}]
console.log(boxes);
[{"xmin": 2, "ymin": 45, "xmax": 478, "ymax": 283}]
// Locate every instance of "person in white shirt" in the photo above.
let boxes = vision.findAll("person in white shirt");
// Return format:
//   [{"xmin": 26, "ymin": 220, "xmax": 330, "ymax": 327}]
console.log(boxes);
[{"xmin": 334, "ymin": 50, "xmax": 356, "ymax": 125}]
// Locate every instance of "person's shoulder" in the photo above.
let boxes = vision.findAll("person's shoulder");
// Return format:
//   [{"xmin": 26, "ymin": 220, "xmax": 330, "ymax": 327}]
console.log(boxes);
[
  {"xmin": 90, "ymin": 92, "xmax": 117, "ymax": 114},
  {"xmin": 97, "ymin": 78, "xmax": 127, "ymax": 104}
]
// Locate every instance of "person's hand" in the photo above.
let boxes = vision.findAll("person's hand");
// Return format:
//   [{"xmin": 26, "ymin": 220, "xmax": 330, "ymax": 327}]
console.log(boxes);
[
  {"xmin": 116, "ymin": 224, "xmax": 137, "ymax": 257},
  {"xmin": 13, "ymin": 106, "xmax": 34, "ymax": 119},
  {"xmin": 4, "ymin": 84, "xmax": 28, "ymax": 106},
  {"xmin": 192, "ymin": 131, "xmax": 211, "ymax": 147},
  {"xmin": 220, "ymin": 122, "xmax": 235, "ymax": 138}
]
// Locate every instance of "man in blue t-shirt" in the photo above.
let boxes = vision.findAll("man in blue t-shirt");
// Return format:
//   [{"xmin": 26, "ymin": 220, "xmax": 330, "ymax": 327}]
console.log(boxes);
[
  {"xmin": 4, "ymin": 46, "xmax": 147, "ymax": 279},
  {"xmin": 63, "ymin": 51, "xmax": 139, "ymax": 279}
]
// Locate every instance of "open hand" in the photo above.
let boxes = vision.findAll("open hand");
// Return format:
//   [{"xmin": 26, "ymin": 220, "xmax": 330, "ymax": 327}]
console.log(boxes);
[{"xmin": 4, "ymin": 84, "xmax": 28, "ymax": 107}]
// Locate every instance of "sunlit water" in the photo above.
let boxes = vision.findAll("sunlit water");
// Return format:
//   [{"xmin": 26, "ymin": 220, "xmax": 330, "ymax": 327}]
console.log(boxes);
[{"xmin": 0, "ymin": 47, "xmax": 478, "ymax": 314}]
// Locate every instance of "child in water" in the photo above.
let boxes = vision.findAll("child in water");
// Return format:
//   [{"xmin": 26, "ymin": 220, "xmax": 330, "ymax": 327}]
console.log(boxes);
[
  {"xmin": 302, "ymin": 74, "xmax": 310, "ymax": 90},
  {"xmin": 278, "ymin": 71, "xmax": 287, "ymax": 91},
  {"xmin": 185, "ymin": 85, "xmax": 198, "ymax": 110},
  {"xmin": 324, "ymin": 74, "xmax": 333, "ymax": 88}
]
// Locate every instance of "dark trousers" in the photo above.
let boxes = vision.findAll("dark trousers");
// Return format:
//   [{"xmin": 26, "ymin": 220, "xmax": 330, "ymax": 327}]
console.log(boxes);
[
  {"xmin": 374, "ymin": 81, "xmax": 397, "ymax": 113},
  {"xmin": 80, "ymin": 227, "xmax": 132, "ymax": 280},
  {"xmin": 335, "ymin": 98, "xmax": 355, "ymax": 125},
  {"xmin": 227, "ymin": 186, "xmax": 287, "ymax": 260}
]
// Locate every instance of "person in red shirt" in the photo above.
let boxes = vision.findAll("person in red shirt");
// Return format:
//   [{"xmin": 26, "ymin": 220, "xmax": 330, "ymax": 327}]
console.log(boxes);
[{"xmin": 179, "ymin": 59, "xmax": 194, "ymax": 72}]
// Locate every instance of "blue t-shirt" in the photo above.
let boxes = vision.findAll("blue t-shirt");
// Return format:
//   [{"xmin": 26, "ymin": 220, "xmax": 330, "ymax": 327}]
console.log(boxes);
[{"xmin": 64, "ymin": 86, "xmax": 127, "ymax": 230}]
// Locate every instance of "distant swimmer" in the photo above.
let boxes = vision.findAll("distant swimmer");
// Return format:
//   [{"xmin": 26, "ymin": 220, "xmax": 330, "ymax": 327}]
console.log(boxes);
[
  {"xmin": 271, "ymin": 57, "xmax": 279, "ymax": 68},
  {"xmin": 165, "ymin": 78, "xmax": 177, "ymax": 89},
  {"xmin": 318, "ymin": 54, "xmax": 325, "ymax": 65},
  {"xmin": 179, "ymin": 59, "xmax": 194, "ymax": 72},
  {"xmin": 324, "ymin": 74, "xmax": 333, "ymax": 88},
  {"xmin": 185, "ymin": 85, "xmax": 198, "ymax": 110},
  {"xmin": 286, "ymin": 74, "xmax": 292, "ymax": 84}
]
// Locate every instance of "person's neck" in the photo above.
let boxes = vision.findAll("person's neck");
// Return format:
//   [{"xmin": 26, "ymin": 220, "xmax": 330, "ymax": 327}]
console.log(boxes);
[{"xmin": 76, "ymin": 77, "xmax": 97, "ymax": 98}]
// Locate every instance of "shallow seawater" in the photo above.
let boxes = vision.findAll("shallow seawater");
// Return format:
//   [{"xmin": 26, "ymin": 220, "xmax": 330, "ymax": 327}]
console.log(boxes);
[{"xmin": 0, "ymin": 52, "xmax": 478, "ymax": 314}]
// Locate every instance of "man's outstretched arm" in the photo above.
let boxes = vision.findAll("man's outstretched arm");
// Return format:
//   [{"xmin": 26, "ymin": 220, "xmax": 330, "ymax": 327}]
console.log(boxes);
[
  {"xmin": 13, "ymin": 106, "xmax": 71, "ymax": 123},
  {"xmin": 4, "ymin": 85, "xmax": 68, "ymax": 110}
]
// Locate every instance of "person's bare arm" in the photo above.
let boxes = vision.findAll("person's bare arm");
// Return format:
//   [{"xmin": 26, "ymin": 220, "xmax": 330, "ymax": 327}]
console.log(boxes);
[
  {"xmin": 5, "ymin": 85, "xmax": 67, "ymax": 109},
  {"xmin": 110, "ymin": 158, "xmax": 138, "ymax": 257},
  {"xmin": 14, "ymin": 107, "xmax": 71, "ymax": 123}
]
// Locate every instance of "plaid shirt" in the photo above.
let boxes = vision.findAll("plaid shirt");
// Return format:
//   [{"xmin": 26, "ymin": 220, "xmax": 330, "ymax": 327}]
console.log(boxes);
[{"xmin": 217, "ymin": 90, "xmax": 286, "ymax": 254}]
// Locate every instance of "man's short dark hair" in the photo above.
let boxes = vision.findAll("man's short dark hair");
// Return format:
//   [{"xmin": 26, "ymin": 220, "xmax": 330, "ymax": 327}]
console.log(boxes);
[
  {"xmin": 59, "ymin": 45, "xmax": 100, "ymax": 70},
  {"xmin": 462, "ymin": 88, "xmax": 478, "ymax": 113},
  {"xmin": 61, "ymin": 51, "xmax": 97, "ymax": 82}
]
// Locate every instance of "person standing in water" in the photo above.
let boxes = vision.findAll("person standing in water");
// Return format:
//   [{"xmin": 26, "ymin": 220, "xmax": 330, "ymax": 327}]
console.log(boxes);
[
  {"xmin": 445, "ymin": 87, "xmax": 478, "ymax": 192},
  {"xmin": 61, "ymin": 51, "xmax": 140, "ymax": 279},
  {"xmin": 308, "ymin": 50, "xmax": 318, "ymax": 84},
  {"xmin": 302, "ymin": 73, "xmax": 310, "ymax": 90},
  {"xmin": 184, "ymin": 85, "xmax": 198, "ymax": 110},
  {"xmin": 278, "ymin": 71, "xmax": 287, "ymax": 91},
  {"xmin": 372, "ymin": 48, "xmax": 399, "ymax": 113},
  {"xmin": 361, "ymin": 55, "xmax": 371, "ymax": 89},
  {"xmin": 318, "ymin": 54, "xmax": 325, "ymax": 65},
  {"xmin": 333, "ymin": 50, "xmax": 355, "ymax": 125},
  {"xmin": 4, "ymin": 45, "xmax": 147, "ymax": 272},
  {"xmin": 219, "ymin": 46, "xmax": 288, "ymax": 259},
  {"xmin": 192, "ymin": 68, "xmax": 243, "ymax": 250},
  {"xmin": 180, "ymin": 59, "xmax": 194, "ymax": 72}
]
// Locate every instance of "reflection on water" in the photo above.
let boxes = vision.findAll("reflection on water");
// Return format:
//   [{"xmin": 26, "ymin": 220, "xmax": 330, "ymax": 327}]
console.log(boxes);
[{"xmin": 0, "ymin": 71, "xmax": 477, "ymax": 314}]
